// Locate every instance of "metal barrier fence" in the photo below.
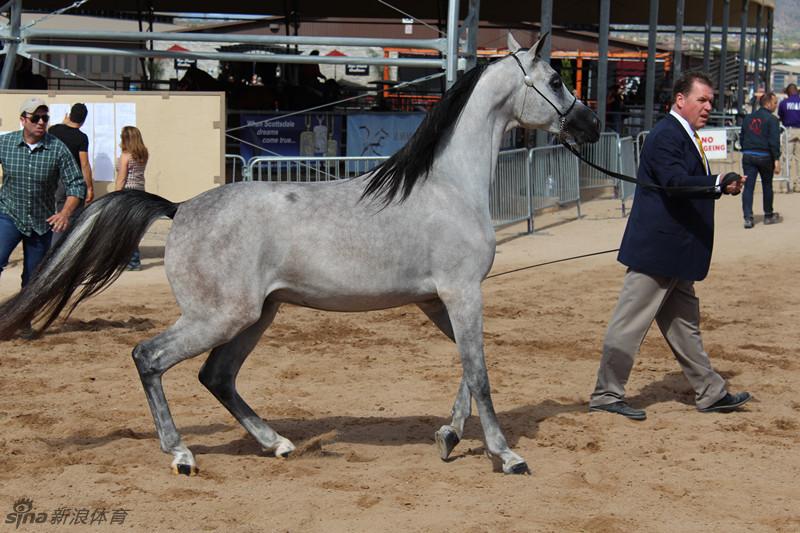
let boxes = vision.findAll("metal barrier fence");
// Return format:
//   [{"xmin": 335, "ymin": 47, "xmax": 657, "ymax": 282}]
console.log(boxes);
[
  {"xmin": 529, "ymin": 144, "xmax": 581, "ymax": 225},
  {"xmin": 247, "ymin": 156, "xmax": 387, "ymax": 182},
  {"xmin": 226, "ymin": 139, "xmax": 624, "ymax": 235},
  {"xmin": 225, "ymin": 154, "xmax": 248, "ymax": 183},
  {"xmin": 618, "ymin": 136, "xmax": 637, "ymax": 215},
  {"xmin": 490, "ymin": 148, "xmax": 532, "ymax": 231},
  {"xmin": 578, "ymin": 132, "xmax": 619, "ymax": 191},
  {"xmin": 634, "ymin": 131, "xmax": 648, "ymax": 169}
]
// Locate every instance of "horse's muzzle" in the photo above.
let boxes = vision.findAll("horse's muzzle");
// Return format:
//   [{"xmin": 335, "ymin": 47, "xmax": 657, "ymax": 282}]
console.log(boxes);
[{"xmin": 565, "ymin": 105, "xmax": 601, "ymax": 144}]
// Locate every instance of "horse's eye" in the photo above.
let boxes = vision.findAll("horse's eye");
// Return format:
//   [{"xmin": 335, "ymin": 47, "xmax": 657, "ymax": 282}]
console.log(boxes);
[{"xmin": 550, "ymin": 76, "xmax": 561, "ymax": 90}]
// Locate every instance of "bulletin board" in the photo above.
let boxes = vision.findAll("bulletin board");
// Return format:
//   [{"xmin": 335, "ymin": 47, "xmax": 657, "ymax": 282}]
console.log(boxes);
[{"xmin": 0, "ymin": 90, "xmax": 225, "ymax": 202}]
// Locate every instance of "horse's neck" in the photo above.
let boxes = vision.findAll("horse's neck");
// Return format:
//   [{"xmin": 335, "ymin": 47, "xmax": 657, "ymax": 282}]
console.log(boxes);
[{"xmin": 435, "ymin": 73, "xmax": 515, "ymax": 209}]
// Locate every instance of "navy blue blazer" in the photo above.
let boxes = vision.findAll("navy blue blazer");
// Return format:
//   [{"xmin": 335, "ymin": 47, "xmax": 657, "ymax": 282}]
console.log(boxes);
[{"xmin": 618, "ymin": 114, "xmax": 721, "ymax": 281}]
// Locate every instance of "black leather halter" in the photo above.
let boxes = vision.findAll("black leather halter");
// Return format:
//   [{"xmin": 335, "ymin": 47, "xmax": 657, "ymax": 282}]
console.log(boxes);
[{"xmin": 508, "ymin": 51, "xmax": 577, "ymax": 132}]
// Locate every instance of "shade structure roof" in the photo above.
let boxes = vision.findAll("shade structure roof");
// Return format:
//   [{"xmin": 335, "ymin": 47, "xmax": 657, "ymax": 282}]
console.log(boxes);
[{"xmin": 27, "ymin": 0, "xmax": 775, "ymax": 28}]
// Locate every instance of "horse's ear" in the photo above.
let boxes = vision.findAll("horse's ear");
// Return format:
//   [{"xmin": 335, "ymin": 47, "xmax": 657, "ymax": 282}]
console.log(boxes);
[
  {"xmin": 531, "ymin": 32, "xmax": 550, "ymax": 58},
  {"xmin": 507, "ymin": 33, "xmax": 522, "ymax": 53}
]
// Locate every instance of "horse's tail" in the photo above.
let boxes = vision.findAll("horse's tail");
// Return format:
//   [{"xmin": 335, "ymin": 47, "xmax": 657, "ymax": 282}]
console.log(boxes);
[{"xmin": 0, "ymin": 190, "xmax": 179, "ymax": 340}]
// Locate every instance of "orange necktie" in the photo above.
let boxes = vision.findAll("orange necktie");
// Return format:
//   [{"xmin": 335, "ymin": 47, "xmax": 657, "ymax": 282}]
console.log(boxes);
[{"xmin": 693, "ymin": 131, "xmax": 709, "ymax": 172}]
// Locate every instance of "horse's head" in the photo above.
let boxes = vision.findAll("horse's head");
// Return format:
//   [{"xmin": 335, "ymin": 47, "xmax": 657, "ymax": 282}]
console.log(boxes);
[{"xmin": 506, "ymin": 33, "xmax": 600, "ymax": 144}]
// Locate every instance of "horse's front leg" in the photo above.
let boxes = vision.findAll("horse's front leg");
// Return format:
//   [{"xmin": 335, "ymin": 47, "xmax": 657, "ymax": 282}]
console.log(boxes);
[{"xmin": 439, "ymin": 286, "xmax": 529, "ymax": 474}]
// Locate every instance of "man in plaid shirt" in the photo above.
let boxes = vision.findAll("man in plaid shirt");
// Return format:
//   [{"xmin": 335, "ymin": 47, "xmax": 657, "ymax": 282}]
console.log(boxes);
[{"xmin": 0, "ymin": 97, "xmax": 85, "ymax": 292}]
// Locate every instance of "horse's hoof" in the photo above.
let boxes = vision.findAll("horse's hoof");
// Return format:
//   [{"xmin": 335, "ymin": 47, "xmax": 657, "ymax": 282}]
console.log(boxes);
[
  {"xmin": 274, "ymin": 438, "xmax": 295, "ymax": 458},
  {"xmin": 503, "ymin": 460, "xmax": 530, "ymax": 475},
  {"xmin": 434, "ymin": 426, "xmax": 460, "ymax": 461},
  {"xmin": 172, "ymin": 463, "xmax": 199, "ymax": 476}
]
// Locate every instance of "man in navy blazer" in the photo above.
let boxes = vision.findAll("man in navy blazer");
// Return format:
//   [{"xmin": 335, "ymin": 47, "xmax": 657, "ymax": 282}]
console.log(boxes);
[{"xmin": 589, "ymin": 71, "xmax": 751, "ymax": 420}]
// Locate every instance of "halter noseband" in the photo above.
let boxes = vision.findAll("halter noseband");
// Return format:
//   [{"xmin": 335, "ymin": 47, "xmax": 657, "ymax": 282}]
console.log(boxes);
[{"xmin": 509, "ymin": 52, "xmax": 577, "ymax": 133}]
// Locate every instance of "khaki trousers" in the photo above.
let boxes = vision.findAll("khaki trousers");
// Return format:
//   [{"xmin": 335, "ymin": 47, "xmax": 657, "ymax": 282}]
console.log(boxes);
[
  {"xmin": 785, "ymin": 127, "xmax": 800, "ymax": 191},
  {"xmin": 590, "ymin": 270, "xmax": 727, "ymax": 410}
]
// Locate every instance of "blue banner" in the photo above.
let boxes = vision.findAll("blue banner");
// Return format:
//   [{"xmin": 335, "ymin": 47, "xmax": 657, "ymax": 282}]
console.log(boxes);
[
  {"xmin": 346, "ymin": 113, "xmax": 425, "ymax": 157},
  {"xmin": 239, "ymin": 113, "xmax": 343, "ymax": 160}
]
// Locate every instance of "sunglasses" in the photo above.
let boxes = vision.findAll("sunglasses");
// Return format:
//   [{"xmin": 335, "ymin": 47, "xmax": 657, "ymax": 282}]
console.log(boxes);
[{"xmin": 26, "ymin": 114, "xmax": 49, "ymax": 124}]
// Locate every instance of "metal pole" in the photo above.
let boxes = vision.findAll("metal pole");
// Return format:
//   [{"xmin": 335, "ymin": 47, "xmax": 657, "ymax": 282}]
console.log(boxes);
[
  {"xmin": 540, "ymin": 0, "xmax": 553, "ymax": 60},
  {"xmin": 737, "ymin": 0, "xmax": 749, "ymax": 114},
  {"xmin": 703, "ymin": 0, "xmax": 713, "ymax": 73},
  {"xmin": 464, "ymin": 0, "xmax": 480, "ymax": 71},
  {"xmin": 147, "ymin": 2, "xmax": 155, "ymax": 87},
  {"xmin": 445, "ymin": 0, "xmax": 460, "ymax": 88},
  {"xmin": 751, "ymin": 4, "xmax": 762, "ymax": 104},
  {"xmin": 536, "ymin": 0, "xmax": 553, "ymax": 147},
  {"xmin": 597, "ymin": 0, "xmax": 611, "ymax": 132},
  {"xmin": 0, "ymin": 0, "xmax": 21, "ymax": 90},
  {"xmin": 674, "ymin": 0, "xmax": 685, "ymax": 80},
  {"xmin": 20, "ymin": 29, "xmax": 447, "ymax": 52},
  {"xmin": 20, "ymin": 45, "xmax": 447, "ymax": 68},
  {"xmin": 717, "ymin": 0, "xmax": 730, "ymax": 113},
  {"xmin": 644, "ymin": 0, "xmax": 659, "ymax": 130},
  {"xmin": 765, "ymin": 6, "xmax": 773, "ymax": 93}
]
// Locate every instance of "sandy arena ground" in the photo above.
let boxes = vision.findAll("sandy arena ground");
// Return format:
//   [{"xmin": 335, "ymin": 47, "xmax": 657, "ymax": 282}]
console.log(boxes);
[{"xmin": 0, "ymin": 189, "xmax": 798, "ymax": 532}]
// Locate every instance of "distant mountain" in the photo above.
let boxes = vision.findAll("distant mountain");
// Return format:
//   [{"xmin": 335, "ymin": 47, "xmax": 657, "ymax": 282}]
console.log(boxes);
[{"xmin": 775, "ymin": 0, "xmax": 800, "ymax": 44}]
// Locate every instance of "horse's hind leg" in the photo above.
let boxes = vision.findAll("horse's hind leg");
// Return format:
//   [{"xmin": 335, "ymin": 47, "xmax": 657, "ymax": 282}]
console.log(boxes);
[
  {"xmin": 198, "ymin": 300, "xmax": 295, "ymax": 458},
  {"xmin": 133, "ymin": 316, "xmax": 254, "ymax": 475},
  {"xmin": 437, "ymin": 287, "xmax": 528, "ymax": 474},
  {"xmin": 418, "ymin": 299, "xmax": 471, "ymax": 461}
]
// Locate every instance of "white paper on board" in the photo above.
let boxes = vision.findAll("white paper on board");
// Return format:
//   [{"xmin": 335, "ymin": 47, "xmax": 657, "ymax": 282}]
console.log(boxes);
[{"xmin": 92, "ymin": 103, "xmax": 116, "ymax": 182}]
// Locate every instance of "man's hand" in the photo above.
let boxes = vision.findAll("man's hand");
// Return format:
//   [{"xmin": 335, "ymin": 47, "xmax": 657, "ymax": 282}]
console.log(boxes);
[
  {"xmin": 721, "ymin": 173, "xmax": 746, "ymax": 195},
  {"xmin": 775, "ymin": 160, "xmax": 782, "ymax": 175},
  {"xmin": 47, "ymin": 211, "xmax": 71, "ymax": 233},
  {"xmin": 85, "ymin": 187, "xmax": 95, "ymax": 205}
]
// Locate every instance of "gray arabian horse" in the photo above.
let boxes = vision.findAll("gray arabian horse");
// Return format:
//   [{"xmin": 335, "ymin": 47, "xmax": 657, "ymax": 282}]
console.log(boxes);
[{"xmin": 0, "ymin": 34, "xmax": 599, "ymax": 475}]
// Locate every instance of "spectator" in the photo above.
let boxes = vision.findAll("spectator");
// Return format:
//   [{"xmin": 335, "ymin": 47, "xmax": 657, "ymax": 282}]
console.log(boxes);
[
  {"xmin": 49, "ymin": 102, "xmax": 94, "ymax": 246},
  {"xmin": 299, "ymin": 50, "xmax": 326, "ymax": 87},
  {"xmin": 0, "ymin": 97, "xmax": 85, "ymax": 337},
  {"xmin": 607, "ymin": 83, "xmax": 626, "ymax": 134},
  {"xmin": 778, "ymin": 83, "xmax": 800, "ymax": 127},
  {"xmin": 740, "ymin": 92, "xmax": 781, "ymax": 228},
  {"xmin": 778, "ymin": 83, "xmax": 800, "ymax": 189},
  {"xmin": 114, "ymin": 126, "xmax": 149, "ymax": 271}
]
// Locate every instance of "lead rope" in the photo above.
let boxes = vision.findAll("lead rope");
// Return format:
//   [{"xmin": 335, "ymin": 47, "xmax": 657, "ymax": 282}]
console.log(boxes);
[
  {"xmin": 485, "ymin": 248, "xmax": 619, "ymax": 280},
  {"xmin": 560, "ymin": 141, "xmax": 741, "ymax": 197}
]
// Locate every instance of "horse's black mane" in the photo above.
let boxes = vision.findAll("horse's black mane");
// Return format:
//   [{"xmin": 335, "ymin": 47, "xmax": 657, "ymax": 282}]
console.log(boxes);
[{"xmin": 360, "ymin": 64, "xmax": 488, "ymax": 205}]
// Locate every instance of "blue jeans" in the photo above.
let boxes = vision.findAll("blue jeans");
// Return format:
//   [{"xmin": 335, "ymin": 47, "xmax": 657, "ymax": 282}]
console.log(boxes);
[
  {"xmin": 741, "ymin": 154, "xmax": 774, "ymax": 219},
  {"xmin": 129, "ymin": 248, "xmax": 141, "ymax": 268},
  {"xmin": 0, "ymin": 213, "xmax": 52, "ymax": 288}
]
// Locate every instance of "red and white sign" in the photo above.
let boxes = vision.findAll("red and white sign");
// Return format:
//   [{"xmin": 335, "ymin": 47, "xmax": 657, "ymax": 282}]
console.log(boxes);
[{"xmin": 698, "ymin": 129, "xmax": 727, "ymax": 160}]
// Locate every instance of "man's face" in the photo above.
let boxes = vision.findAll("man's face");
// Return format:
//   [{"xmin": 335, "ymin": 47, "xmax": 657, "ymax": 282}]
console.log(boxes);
[
  {"xmin": 21, "ymin": 105, "xmax": 49, "ymax": 141},
  {"xmin": 675, "ymin": 80, "xmax": 714, "ymax": 130}
]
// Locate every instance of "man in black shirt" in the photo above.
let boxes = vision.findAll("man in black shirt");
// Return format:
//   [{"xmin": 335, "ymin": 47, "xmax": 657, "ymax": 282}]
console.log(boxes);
[
  {"xmin": 740, "ymin": 92, "xmax": 781, "ymax": 228},
  {"xmin": 49, "ymin": 103, "xmax": 93, "ymax": 245}
]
